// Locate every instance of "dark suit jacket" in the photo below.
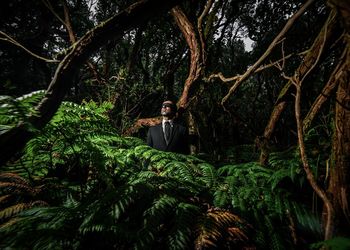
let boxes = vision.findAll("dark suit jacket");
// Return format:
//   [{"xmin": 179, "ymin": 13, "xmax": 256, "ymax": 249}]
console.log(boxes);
[{"xmin": 147, "ymin": 123, "xmax": 189, "ymax": 154}]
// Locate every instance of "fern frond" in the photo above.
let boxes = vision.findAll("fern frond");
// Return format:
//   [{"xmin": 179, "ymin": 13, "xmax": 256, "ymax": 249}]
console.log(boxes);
[
  {"xmin": 136, "ymin": 195, "xmax": 179, "ymax": 248},
  {"xmin": 213, "ymin": 185, "xmax": 229, "ymax": 208},
  {"xmin": 166, "ymin": 202, "xmax": 200, "ymax": 250},
  {"xmin": 0, "ymin": 90, "xmax": 45, "ymax": 128},
  {"xmin": 197, "ymin": 163, "xmax": 217, "ymax": 188},
  {"xmin": 310, "ymin": 237, "xmax": 350, "ymax": 250},
  {"xmin": 0, "ymin": 182, "xmax": 35, "ymax": 195},
  {"xmin": 0, "ymin": 194, "xmax": 12, "ymax": 205},
  {"xmin": 144, "ymin": 195, "xmax": 178, "ymax": 222},
  {"xmin": 14, "ymin": 90, "xmax": 46, "ymax": 104},
  {"xmin": 0, "ymin": 203, "xmax": 29, "ymax": 220},
  {"xmin": 195, "ymin": 209, "xmax": 248, "ymax": 249},
  {"xmin": 264, "ymin": 215, "xmax": 285, "ymax": 250},
  {"xmin": 0, "ymin": 172, "xmax": 30, "ymax": 186}
]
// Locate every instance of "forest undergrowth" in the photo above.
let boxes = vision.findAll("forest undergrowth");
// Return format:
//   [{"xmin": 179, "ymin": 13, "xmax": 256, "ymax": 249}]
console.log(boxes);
[{"xmin": 0, "ymin": 91, "xmax": 348, "ymax": 250}]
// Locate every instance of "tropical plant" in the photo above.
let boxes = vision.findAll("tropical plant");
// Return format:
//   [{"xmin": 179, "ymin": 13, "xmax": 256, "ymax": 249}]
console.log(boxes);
[
  {"xmin": 0, "ymin": 93, "xmax": 251, "ymax": 249},
  {"xmin": 0, "ymin": 91, "xmax": 325, "ymax": 249},
  {"xmin": 214, "ymin": 158, "xmax": 322, "ymax": 249},
  {"xmin": 0, "ymin": 172, "xmax": 51, "ymax": 226},
  {"xmin": 0, "ymin": 90, "xmax": 45, "ymax": 134}
]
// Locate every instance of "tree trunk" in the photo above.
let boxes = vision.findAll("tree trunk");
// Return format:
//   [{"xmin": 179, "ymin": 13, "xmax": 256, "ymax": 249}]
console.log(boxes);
[
  {"xmin": 171, "ymin": 6, "xmax": 205, "ymax": 153},
  {"xmin": 327, "ymin": 0, "xmax": 350, "ymax": 236},
  {"xmin": 0, "ymin": 0, "xmax": 186, "ymax": 167},
  {"xmin": 171, "ymin": 6, "xmax": 203, "ymax": 110},
  {"xmin": 258, "ymin": 101, "xmax": 287, "ymax": 165},
  {"xmin": 328, "ymin": 45, "xmax": 350, "ymax": 236}
]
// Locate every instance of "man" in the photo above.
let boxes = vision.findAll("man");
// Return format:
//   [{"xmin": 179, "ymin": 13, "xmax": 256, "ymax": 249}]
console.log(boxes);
[{"xmin": 147, "ymin": 100, "xmax": 189, "ymax": 154}]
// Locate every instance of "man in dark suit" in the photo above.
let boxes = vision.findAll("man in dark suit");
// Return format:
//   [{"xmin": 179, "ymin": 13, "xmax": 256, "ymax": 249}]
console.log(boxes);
[{"xmin": 147, "ymin": 100, "xmax": 189, "ymax": 154}]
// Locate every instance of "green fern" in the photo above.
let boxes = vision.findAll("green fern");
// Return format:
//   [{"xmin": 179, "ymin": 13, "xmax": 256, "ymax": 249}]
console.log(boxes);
[
  {"xmin": 310, "ymin": 237, "xmax": 350, "ymax": 250},
  {"xmin": 0, "ymin": 173, "xmax": 50, "ymax": 226},
  {"xmin": 3, "ymin": 94, "xmax": 321, "ymax": 249},
  {"xmin": 215, "ymin": 160, "xmax": 322, "ymax": 249},
  {"xmin": 0, "ymin": 90, "xmax": 45, "ymax": 128}
]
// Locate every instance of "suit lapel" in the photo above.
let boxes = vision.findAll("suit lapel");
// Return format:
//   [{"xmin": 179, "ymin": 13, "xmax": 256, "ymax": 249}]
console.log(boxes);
[
  {"xmin": 166, "ymin": 123, "xmax": 178, "ymax": 148},
  {"xmin": 157, "ymin": 124, "xmax": 167, "ymax": 147}
]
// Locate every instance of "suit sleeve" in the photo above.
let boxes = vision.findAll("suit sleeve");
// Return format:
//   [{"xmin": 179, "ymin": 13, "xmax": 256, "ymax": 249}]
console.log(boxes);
[{"xmin": 147, "ymin": 128, "xmax": 153, "ymax": 147}]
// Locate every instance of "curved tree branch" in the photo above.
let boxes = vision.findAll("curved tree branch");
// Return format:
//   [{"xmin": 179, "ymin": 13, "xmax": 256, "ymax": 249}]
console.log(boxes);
[
  {"xmin": 197, "ymin": 0, "xmax": 214, "ymax": 64},
  {"xmin": 171, "ymin": 6, "xmax": 204, "ymax": 109},
  {"xmin": 207, "ymin": 51, "xmax": 298, "ymax": 85},
  {"xmin": 293, "ymin": 77, "xmax": 334, "ymax": 240}
]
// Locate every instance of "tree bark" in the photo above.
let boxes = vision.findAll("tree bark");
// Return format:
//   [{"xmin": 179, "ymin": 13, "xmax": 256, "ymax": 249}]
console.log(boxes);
[
  {"xmin": 0, "ymin": 0, "xmax": 186, "ymax": 167},
  {"xmin": 258, "ymin": 101, "xmax": 287, "ymax": 165},
  {"xmin": 327, "ymin": 0, "xmax": 350, "ymax": 236},
  {"xmin": 170, "ymin": 6, "xmax": 206, "ymax": 154},
  {"xmin": 328, "ymin": 45, "xmax": 350, "ymax": 236},
  {"xmin": 171, "ymin": 6, "xmax": 204, "ymax": 110}
]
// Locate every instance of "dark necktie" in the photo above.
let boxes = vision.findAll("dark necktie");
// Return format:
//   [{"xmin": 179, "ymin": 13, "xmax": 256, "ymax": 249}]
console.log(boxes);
[{"xmin": 165, "ymin": 121, "xmax": 171, "ymax": 143}]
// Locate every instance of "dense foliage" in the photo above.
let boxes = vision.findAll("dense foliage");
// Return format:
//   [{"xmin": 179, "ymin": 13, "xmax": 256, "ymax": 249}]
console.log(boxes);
[{"xmin": 0, "ymin": 94, "xmax": 330, "ymax": 249}]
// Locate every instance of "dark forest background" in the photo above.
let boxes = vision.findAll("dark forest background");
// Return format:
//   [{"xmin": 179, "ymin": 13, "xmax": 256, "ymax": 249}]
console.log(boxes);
[{"xmin": 0, "ymin": 0, "xmax": 349, "ymax": 249}]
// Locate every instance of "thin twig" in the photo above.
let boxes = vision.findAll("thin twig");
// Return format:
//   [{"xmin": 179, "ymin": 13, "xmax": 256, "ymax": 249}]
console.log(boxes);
[
  {"xmin": 207, "ymin": 51, "xmax": 299, "ymax": 84},
  {"xmin": 0, "ymin": 31, "xmax": 59, "ymax": 63},
  {"xmin": 41, "ymin": 0, "xmax": 66, "ymax": 26}
]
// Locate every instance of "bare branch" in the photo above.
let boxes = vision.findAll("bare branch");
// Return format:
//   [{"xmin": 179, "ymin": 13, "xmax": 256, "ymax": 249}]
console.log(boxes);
[
  {"xmin": 299, "ymin": 10, "xmax": 330, "ymax": 84},
  {"xmin": 257, "ymin": 9, "xmax": 339, "ymax": 166},
  {"xmin": 0, "ymin": 31, "xmax": 59, "ymax": 63},
  {"xmin": 288, "ymin": 12, "xmax": 338, "ymax": 238},
  {"xmin": 221, "ymin": 0, "xmax": 316, "ymax": 106},
  {"xmin": 198, "ymin": 0, "xmax": 214, "ymax": 30},
  {"xmin": 61, "ymin": 0, "xmax": 77, "ymax": 43},
  {"xmin": 124, "ymin": 117, "xmax": 162, "ymax": 135},
  {"xmin": 41, "ymin": 0, "xmax": 66, "ymax": 26},
  {"xmin": 44, "ymin": 0, "xmax": 106, "ymax": 85},
  {"xmin": 197, "ymin": 0, "xmax": 214, "ymax": 63},
  {"xmin": 206, "ymin": 51, "xmax": 298, "ymax": 84}
]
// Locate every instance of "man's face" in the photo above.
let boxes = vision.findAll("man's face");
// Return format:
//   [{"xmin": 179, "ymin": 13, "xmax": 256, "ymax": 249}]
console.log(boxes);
[{"xmin": 161, "ymin": 101, "xmax": 174, "ymax": 118}]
